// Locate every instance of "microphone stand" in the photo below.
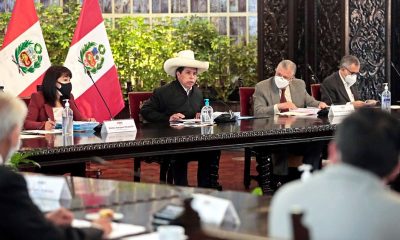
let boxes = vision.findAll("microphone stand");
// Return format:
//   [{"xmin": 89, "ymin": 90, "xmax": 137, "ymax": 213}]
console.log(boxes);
[{"xmin": 86, "ymin": 71, "xmax": 113, "ymax": 120}]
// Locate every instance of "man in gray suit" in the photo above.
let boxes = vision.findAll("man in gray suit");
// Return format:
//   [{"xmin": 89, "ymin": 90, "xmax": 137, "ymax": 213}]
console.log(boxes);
[
  {"xmin": 269, "ymin": 108, "xmax": 400, "ymax": 240},
  {"xmin": 253, "ymin": 60, "xmax": 327, "ymax": 185},
  {"xmin": 253, "ymin": 59, "xmax": 327, "ymax": 116}
]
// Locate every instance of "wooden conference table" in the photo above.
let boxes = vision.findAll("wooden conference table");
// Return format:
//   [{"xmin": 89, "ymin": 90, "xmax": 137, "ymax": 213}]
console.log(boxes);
[
  {"xmin": 32, "ymin": 175, "xmax": 270, "ymax": 239},
  {"xmin": 21, "ymin": 115, "xmax": 337, "ymax": 193}
]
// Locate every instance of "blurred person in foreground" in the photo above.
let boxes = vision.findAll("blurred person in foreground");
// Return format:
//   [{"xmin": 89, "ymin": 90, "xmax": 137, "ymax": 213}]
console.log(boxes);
[
  {"xmin": 24, "ymin": 65, "xmax": 95, "ymax": 130},
  {"xmin": 0, "ymin": 92, "xmax": 111, "ymax": 240},
  {"xmin": 269, "ymin": 108, "xmax": 400, "ymax": 240}
]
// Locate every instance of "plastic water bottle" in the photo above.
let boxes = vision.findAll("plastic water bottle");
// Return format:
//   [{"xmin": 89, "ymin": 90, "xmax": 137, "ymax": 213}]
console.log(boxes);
[
  {"xmin": 201, "ymin": 99, "xmax": 213, "ymax": 125},
  {"xmin": 62, "ymin": 99, "xmax": 73, "ymax": 136},
  {"xmin": 381, "ymin": 83, "xmax": 391, "ymax": 112}
]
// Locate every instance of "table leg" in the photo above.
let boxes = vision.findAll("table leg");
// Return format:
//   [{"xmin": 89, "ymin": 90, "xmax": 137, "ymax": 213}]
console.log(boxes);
[{"xmin": 255, "ymin": 149, "xmax": 273, "ymax": 195}]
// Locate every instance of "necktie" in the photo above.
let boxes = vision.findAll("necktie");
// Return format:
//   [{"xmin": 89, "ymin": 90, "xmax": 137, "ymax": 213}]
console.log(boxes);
[{"xmin": 280, "ymin": 88, "xmax": 289, "ymax": 112}]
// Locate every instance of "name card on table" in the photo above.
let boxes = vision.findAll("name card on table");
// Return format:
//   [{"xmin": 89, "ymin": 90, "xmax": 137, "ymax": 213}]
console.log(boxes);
[
  {"xmin": 191, "ymin": 194, "xmax": 241, "ymax": 226},
  {"xmin": 24, "ymin": 175, "xmax": 72, "ymax": 201},
  {"xmin": 101, "ymin": 119, "xmax": 136, "ymax": 133},
  {"xmin": 328, "ymin": 104, "xmax": 354, "ymax": 117},
  {"xmin": 101, "ymin": 131, "xmax": 137, "ymax": 143}
]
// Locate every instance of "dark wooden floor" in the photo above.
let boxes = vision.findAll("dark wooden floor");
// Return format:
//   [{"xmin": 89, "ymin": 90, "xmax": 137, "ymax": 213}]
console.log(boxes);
[{"xmin": 86, "ymin": 149, "xmax": 259, "ymax": 192}]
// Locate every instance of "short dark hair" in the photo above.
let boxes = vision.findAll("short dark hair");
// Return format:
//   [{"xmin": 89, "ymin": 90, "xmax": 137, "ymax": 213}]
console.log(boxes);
[
  {"xmin": 175, "ymin": 66, "xmax": 185, "ymax": 80},
  {"xmin": 336, "ymin": 108, "xmax": 400, "ymax": 177},
  {"xmin": 42, "ymin": 66, "xmax": 72, "ymax": 106}
]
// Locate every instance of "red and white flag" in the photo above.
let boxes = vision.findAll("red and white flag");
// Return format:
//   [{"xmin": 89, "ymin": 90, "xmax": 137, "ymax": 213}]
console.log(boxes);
[
  {"xmin": 64, "ymin": 0, "xmax": 124, "ymax": 122},
  {"xmin": 0, "ymin": 0, "xmax": 51, "ymax": 97}
]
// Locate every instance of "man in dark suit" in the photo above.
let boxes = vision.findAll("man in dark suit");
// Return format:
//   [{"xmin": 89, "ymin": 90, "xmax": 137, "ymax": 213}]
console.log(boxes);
[
  {"xmin": 321, "ymin": 55, "xmax": 377, "ymax": 107},
  {"xmin": 141, "ymin": 50, "xmax": 221, "ymax": 189},
  {"xmin": 0, "ymin": 93, "xmax": 111, "ymax": 240}
]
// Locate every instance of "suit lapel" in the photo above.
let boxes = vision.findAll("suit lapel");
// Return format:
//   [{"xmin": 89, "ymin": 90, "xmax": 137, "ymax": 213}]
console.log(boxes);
[
  {"xmin": 270, "ymin": 78, "xmax": 280, "ymax": 105},
  {"xmin": 350, "ymin": 85, "xmax": 360, "ymax": 100},
  {"xmin": 289, "ymin": 82, "xmax": 299, "ymax": 105},
  {"xmin": 334, "ymin": 73, "xmax": 351, "ymax": 102}
]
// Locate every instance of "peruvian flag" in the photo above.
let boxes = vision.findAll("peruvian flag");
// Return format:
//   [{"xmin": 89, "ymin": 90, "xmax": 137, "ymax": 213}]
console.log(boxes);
[
  {"xmin": 0, "ymin": 0, "xmax": 51, "ymax": 97},
  {"xmin": 64, "ymin": 0, "xmax": 124, "ymax": 122}
]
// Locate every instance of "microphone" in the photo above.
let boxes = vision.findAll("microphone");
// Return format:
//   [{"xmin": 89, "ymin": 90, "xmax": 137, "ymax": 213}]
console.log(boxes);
[
  {"xmin": 212, "ymin": 99, "xmax": 237, "ymax": 123},
  {"xmin": 306, "ymin": 64, "xmax": 320, "ymax": 84},
  {"xmin": 86, "ymin": 70, "xmax": 113, "ymax": 120}
]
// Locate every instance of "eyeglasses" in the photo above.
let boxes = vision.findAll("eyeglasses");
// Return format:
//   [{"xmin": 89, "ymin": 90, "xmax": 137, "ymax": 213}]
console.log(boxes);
[{"xmin": 343, "ymin": 66, "xmax": 359, "ymax": 76}]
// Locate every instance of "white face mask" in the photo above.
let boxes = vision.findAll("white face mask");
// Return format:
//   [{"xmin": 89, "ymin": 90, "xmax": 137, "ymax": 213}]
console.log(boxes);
[
  {"xmin": 344, "ymin": 74, "xmax": 357, "ymax": 87},
  {"xmin": 274, "ymin": 76, "xmax": 290, "ymax": 89},
  {"xmin": 3, "ymin": 138, "xmax": 21, "ymax": 165}
]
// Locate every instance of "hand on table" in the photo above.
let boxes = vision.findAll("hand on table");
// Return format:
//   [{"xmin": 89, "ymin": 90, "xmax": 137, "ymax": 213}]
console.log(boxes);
[
  {"xmin": 169, "ymin": 113, "xmax": 185, "ymax": 122},
  {"xmin": 278, "ymin": 102, "xmax": 297, "ymax": 111},
  {"xmin": 318, "ymin": 102, "xmax": 329, "ymax": 109},
  {"xmin": 45, "ymin": 120, "xmax": 56, "ymax": 130},
  {"xmin": 92, "ymin": 217, "xmax": 112, "ymax": 237},
  {"xmin": 45, "ymin": 207, "xmax": 74, "ymax": 226}
]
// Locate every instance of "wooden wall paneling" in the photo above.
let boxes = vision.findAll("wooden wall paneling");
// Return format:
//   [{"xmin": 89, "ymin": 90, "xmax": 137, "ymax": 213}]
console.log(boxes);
[
  {"xmin": 258, "ymin": 0, "xmax": 289, "ymax": 80},
  {"xmin": 348, "ymin": 0, "xmax": 388, "ymax": 100}
]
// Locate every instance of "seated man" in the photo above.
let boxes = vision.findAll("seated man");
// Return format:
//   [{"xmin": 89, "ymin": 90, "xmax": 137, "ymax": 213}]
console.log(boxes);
[
  {"xmin": 140, "ymin": 50, "xmax": 221, "ymax": 189},
  {"xmin": 321, "ymin": 55, "xmax": 377, "ymax": 107},
  {"xmin": 269, "ymin": 108, "xmax": 400, "ymax": 240},
  {"xmin": 253, "ymin": 60, "xmax": 328, "ymax": 185},
  {"xmin": 0, "ymin": 93, "xmax": 111, "ymax": 240}
]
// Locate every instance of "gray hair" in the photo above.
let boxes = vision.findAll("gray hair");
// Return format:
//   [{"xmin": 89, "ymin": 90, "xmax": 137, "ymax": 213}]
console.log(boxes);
[
  {"xmin": 340, "ymin": 55, "xmax": 360, "ymax": 69},
  {"xmin": 276, "ymin": 60, "xmax": 297, "ymax": 75},
  {"xmin": 0, "ymin": 93, "xmax": 27, "ymax": 141}
]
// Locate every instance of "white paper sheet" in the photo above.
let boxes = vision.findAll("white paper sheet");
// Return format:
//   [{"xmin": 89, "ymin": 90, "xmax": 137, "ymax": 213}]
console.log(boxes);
[{"xmin": 72, "ymin": 219, "xmax": 146, "ymax": 239}]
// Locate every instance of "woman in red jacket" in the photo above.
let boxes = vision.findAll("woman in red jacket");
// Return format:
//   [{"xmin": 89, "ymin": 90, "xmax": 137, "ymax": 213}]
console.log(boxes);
[{"xmin": 24, "ymin": 66, "xmax": 93, "ymax": 130}]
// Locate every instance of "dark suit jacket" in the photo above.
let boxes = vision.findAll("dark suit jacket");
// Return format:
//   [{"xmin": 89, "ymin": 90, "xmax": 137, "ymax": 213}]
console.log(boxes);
[
  {"xmin": 0, "ymin": 166, "xmax": 103, "ymax": 240},
  {"xmin": 140, "ymin": 80, "xmax": 203, "ymax": 122},
  {"xmin": 321, "ymin": 72, "xmax": 360, "ymax": 105},
  {"xmin": 24, "ymin": 92, "xmax": 87, "ymax": 130}
]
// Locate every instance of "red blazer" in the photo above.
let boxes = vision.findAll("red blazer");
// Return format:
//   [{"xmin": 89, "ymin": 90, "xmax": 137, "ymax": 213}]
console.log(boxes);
[{"xmin": 24, "ymin": 92, "xmax": 87, "ymax": 130}]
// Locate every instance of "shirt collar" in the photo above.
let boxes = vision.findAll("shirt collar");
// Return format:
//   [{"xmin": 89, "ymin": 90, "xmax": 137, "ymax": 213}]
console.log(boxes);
[{"xmin": 179, "ymin": 83, "xmax": 192, "ymax": 95}]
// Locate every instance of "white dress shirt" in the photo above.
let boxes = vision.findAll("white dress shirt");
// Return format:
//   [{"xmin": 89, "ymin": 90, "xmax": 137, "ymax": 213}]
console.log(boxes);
[{"xmin": 338, "ymin": 71, "xmax": 355, "ymax": 103}]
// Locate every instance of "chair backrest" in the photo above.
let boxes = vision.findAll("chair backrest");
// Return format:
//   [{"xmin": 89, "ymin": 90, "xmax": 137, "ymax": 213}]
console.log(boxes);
[
  {"xmin": 128, "ymin": 92, "xmax": 153, "ymax": 123},
  {"xmin": 310, "ymin": 84, "xmax": 321, "ymax": 101},
  {"xmin": 239, "ymin": 87, "xmax": 255, "ymax": 116}
]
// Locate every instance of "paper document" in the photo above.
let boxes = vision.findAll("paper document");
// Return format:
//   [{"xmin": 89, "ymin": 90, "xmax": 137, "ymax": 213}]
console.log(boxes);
[
  {"xmin": 277, "ymin": 107, "xmax": 320, "ymax": 116},
  {"xmin": 22, "ymin": 129, "xmax": 62, "ymax": 135},
  {"xmin": 122, "ymin": 233, "xmax": 159, "ymax": 240},
  {"xmin": 72, "ymin": 219, "xmax": 146, "ymax": 239}
]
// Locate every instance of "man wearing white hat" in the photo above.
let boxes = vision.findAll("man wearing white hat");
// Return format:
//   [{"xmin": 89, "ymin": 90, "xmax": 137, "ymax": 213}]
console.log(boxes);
[{"xmin": 141, "ymin": 50, "xmax": 221, "ymax": 189}]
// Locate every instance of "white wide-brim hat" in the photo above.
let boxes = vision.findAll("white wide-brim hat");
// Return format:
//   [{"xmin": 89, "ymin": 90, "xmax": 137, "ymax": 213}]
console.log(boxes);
[{"xmin": 164, "ymin": 50, "xmax": 209, "ymax": 77}]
